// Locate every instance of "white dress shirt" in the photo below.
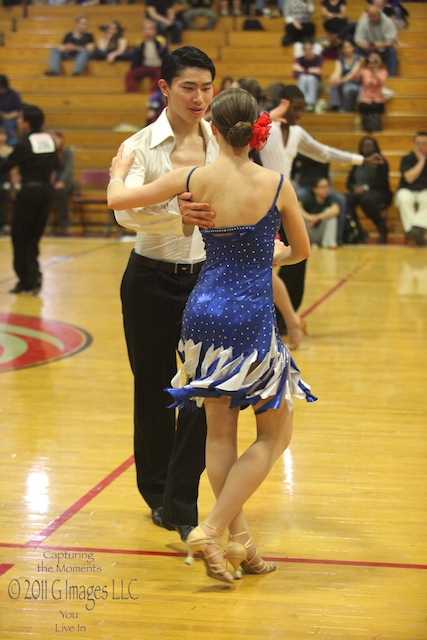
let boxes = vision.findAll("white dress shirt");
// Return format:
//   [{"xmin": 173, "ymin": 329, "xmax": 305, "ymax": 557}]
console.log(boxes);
[
  {"xmin": 114, "ymin": 108, "xmax": 219, "ymax": 263},
  {"xmin": 260, "ymin": 122, "xmax": 363, "ymax": 179}
]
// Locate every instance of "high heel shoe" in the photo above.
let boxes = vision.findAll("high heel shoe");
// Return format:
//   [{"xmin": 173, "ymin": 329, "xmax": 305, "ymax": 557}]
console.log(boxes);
[
  {"xmin": 186, "ymin": 523, "xmax": 234, "ymax": 584},
  {"xmin": 227, "ymin": 531, "xmax": 276, "ymax": 575},
  {"xmin": 287, "ymin": 316, "xmax": 308, "ymax": 351},
  {"xmin": 225, "ymin": 541, "xmax": 247, "ymax": 579}
]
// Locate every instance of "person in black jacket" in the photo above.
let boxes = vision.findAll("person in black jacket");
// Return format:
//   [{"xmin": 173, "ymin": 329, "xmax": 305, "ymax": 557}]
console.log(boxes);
[
  {"xmin": 345, "ymin": 136, "xmax": 392, "ymax": 243},
  {"xmin": 0, "ymin": 105, "xmax": 57, "ymax": 294},
  {"xmin": 125, "ymin": 20, "xmax": 169, "ymax": 93}
]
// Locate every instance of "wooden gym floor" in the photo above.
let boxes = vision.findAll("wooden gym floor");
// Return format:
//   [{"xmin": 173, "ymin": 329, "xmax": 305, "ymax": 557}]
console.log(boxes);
[{"xmin": 0, "ymin": 237, "xmax": 426, "ymax": 639}]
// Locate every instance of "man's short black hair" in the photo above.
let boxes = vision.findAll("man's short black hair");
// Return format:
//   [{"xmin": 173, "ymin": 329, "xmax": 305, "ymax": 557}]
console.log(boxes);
[
  {"xmin": 161, "ymin": 46, "xmax": 216, "ymax": 86},
  {"xmin": 22, "ymin": 104, "xmax": 45, "ymax": 133}
]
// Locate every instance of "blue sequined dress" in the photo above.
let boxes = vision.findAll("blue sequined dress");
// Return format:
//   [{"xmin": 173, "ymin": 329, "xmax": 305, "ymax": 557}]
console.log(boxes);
[{"xmin": 167, "ymin": 170, "xmax": 316, "ymax": 414}]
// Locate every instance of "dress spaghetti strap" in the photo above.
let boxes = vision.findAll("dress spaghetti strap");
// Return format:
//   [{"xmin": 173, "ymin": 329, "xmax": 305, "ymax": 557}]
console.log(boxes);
[
  {"xmin": 186, "ymin": 167, "xmax": 199, "ymax": 192},
  {"xmin": 272, "ymin": 174, "xmax": 284, "ymax": 209}
]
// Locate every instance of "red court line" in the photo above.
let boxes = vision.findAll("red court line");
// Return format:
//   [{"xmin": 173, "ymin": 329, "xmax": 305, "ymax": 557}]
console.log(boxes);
[
  {"xmin": 301, "ymin": 257, "xmax": 372, "ymax": 318},
  {"xmin": 1, "ymin": 543, "xmax": 426, "ymax": 571},
  {"xmin": 0, "ymin": 564, "xmax": 14, "ymax": 577},
  {"xmin": 24, "ymin": 455, "xmax": 135, "ymax": 548},
  {"xmin": 0, "ymin": 257, "xmax": 385, "ymax": 575}
]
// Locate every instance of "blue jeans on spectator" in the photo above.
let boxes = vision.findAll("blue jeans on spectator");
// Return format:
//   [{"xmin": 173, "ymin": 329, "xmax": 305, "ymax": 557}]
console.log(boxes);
[
  {"xmin": 296, "ymin": 186, "xmax": 347, "ymax": 244},
  {"xmin": 329, "ymin": 81, "xmax": 360, "ymax": 112},
  {"xmin": 48, "ymin": 48, "xmax": 91, "ymax": 75}
]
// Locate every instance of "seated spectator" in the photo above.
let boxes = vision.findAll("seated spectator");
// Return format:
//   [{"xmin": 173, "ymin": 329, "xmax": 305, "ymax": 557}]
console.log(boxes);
[
  {"xmin": 291, "ymin": 153, "xmax": 347, "ymax": 244},
  {"xmin": 92, "ymin": 20, "xmax": 129, "ymax": 64},
  {"xmin": 0, "ymin": 74, "xmax": 22, "ymax": 146},
  {"xmin": 346, "ymin": 136, "xmax": 392, "ymax": 243},
  {"xmin": 356, "ymin": 51, "xmax": 387, "ymax": 132},
  {"xmin": 125, "ymin": 20, "xmax": 169, "ymax": 94},
  {"xmin": 145, "ymin": 87, "xmax": 167, "ymax": 125},
  {"xmin": 146, "ymin": 0, "xmax": 183, "ymax": 44},
  {"xmin": 395, "ymin": 131, "xmax": 427, "ymax": 247},
  {"xmin": 327, "ymin": 40, "xmax": 362, "ymax": 112},
  {"xmin": 216, "ymin": 76, "xmax": 234, "ymax": 94},
  {"xmin": 218, "ymin": 0, "xmax": 243, "ymax": 16},
  {"xmin": 254, "ymin": 0, "xmax": 283, "ymax": 18},
  {"xmin": 49, "ymin": 130, "xmax": 77, "ymax": 236},
  {"xmin": 44, "ymin": 14, "xmax": 95, "ymax": 77},
  {"xmin": 182, "ymin": 0, "xmax": 217, "ymax": 30},
  {"xmin": 369, "ymin": 0, "xmax": 409, "ymax": 30},
  {"xmin": 299, "ymin": 176, "xmax": 340, "ymax": 248},
  {"xmin": 292, "ymin": 40, "xmax": 323, "ymax": 111},
  {"xmin": 354, "ymin": 5, "xmax": 398, "ymax": 77},
  {"xmin": 282, "ymin": 0, "xmax": 316, "ymax": 47},
  {"xmin": 321, "ymin": 0, "xmax": 348, "ymax": 44}
]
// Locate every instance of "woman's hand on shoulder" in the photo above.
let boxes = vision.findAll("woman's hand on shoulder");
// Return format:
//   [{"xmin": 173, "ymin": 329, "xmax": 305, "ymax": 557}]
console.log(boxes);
[{"xmin": 109, "ymin": 143, "xmax": 135, "ymax": 181}]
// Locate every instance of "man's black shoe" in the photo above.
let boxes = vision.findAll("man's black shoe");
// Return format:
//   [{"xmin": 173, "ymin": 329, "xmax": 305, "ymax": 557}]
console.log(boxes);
[
  {"xmin": 173, "ymin": 524, "xmax": 194, "ymax": 542},
  {"xmin": 151, "ymin": 507, "xmax": 175, "ymax": 531},
  {"xmin": 9, "ymin": 282, "xmax": 25, "ymax": 294}
]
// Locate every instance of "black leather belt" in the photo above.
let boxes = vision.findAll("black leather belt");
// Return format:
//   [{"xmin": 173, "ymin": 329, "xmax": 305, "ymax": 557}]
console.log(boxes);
[{"xmin": 134, "ymin": 252, "xmax": 204, "ymax": 275}]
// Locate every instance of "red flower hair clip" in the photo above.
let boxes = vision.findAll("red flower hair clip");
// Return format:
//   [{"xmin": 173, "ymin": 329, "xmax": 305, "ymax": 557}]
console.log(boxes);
[{"xmin": 249, "ymin": 112, "xmax": 272, "ymax": 151}]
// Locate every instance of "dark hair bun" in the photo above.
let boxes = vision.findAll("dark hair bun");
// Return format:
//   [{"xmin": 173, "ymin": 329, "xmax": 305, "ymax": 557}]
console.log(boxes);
[{"xmin": 227, "ymin": 121, "xmax": 252, "ymax": 147}]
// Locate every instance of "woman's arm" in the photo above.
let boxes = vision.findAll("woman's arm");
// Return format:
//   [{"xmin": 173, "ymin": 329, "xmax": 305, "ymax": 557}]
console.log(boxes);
[
  {"xmin": 107, "ymin": 144, "xmax": 189, "ymax": 209},
  {"xmin": 275, "ymin": 179, "xmax": 311, "ymax": 266},
  {"xmin": 107, "ymin": 36, "xmax": 128, "ymax": 62}
]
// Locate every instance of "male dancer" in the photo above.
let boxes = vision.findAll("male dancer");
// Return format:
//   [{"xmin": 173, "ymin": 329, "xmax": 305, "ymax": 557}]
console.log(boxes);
[
  {"xmin": 114, "ymin": 47, "xmax": 216, "ymax": 541},
  {"xmin": 260, "ymin": 83, "xmax": 383, "ymax": 315}
]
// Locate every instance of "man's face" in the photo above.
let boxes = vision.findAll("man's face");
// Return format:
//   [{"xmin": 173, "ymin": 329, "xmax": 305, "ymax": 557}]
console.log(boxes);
[
  {"xmin": 285, "ymin": 98, "xmax": 306, "ymax": 125},
  {"xmin": 160, "ymin": 67, "xmax": 214, "ymax": 125},
  {"xmin": 76, "ymin": 18, "xmax": 89, "ymax": 33},
  {"xmin": 313, "ymin": 179, "xmax": 330, "ymax": 199},
  {"xmin": 414, "ymin": 135, "xmax": 427, "ymax": 157},
  {"xmin": 368, "ymin": 8, "xmax": 381, "ymax": 23},
  {"xmin": 143, "ymin": 21, "xmax": 156, "ymax": 39}
]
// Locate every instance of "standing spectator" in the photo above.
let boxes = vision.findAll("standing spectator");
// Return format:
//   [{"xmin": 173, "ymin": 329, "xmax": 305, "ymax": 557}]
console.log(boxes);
[
  {"xmin": 92, "ymin": 20, "xmax": 129, "ymax": 64},
  {"xmin": 395, "ymin": 132, "xmax": 427, "ymax": 247},
  {"xmin": 300, "ymin": 177, "xmax": 340, "ymax": 248},
  {"xmin": 44, "ymin": 14, "xmax": 95, "ymax": 77},
  {"xmin": 357, "ymin": 51, "xmax": 387, "ymax": 132},
  {"xmin": 327, "ymin": 39, "xmax": 362, "ymax": 112},
  {"xmin": 125, "ymin": 20, "xmax": 169, "ymax": 93},
  {"xmin": 346, "ymin": 136, "xmax": 392, "ymax": 243},
  {"xmin": 0, "ymin": 126, "xmax": 13, "ymax": 234},
  {"xmin": 282, "ymin": 0, "xmax": 316, "ymax": 47},
  {"xmin": 146, "ymin": 0, "xmax": 183, "ymax": 44},
  {"xmin": 354, "ymin": 5, "xmax": 398, "ymax": 77},
  {"xmin": 49, "ymin": 130, "xmax": 77, "ymax": 235},
  {"xmin": 0, "ymin": 105, "xmax": 57, "ymax": 295},
  {"xmin": 0, "ymin": 74, "xmax": 22, "ymax": 146},
  {"xmin": 182, "ymin": 0, "xmax": 217, "ymax": 30},
  {"xmin": 321, "ymin": 0, "xmax": 348, "ymax": 41},
  {"xmin": 292, "ymin": 40, "xmax": 323, "ymax": 111}
]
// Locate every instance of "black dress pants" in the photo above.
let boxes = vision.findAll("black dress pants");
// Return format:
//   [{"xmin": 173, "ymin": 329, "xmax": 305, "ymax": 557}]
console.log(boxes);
[
  {"xmin": 120, "ymin": 251, "xmax": 207, "ymax": 526},
  {"xmin": 11, "ymin": 185, "xmax": 52, "ymax": 289},
  {"xmin": 346, "ymin": 190, "xmax": 391, "ymax": 235},
  {"xmin": 275, "ymin": 225, "xmax": 307, "ymax": 331}
]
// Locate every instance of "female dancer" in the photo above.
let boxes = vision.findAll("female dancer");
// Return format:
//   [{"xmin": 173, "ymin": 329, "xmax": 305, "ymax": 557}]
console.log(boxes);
[{"xmin": 108, "ymin": 88, "xmax": 315, "ymax": 585}]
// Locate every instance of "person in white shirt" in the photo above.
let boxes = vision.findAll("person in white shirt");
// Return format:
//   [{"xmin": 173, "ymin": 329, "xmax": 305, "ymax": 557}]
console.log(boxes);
[
  {"xmin": 114, "ymin": 46, "xmax": 217, "ymax": 543},
  {"xmin": 260, "ymin": 83, "xmax": 383, "ymax": 319}
]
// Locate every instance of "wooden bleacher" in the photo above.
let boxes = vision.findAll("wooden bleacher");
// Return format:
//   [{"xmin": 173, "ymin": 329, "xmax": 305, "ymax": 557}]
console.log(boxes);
[{"xmin": 0, "ymin": 1, "xmax": 426, "ymax": 236}]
